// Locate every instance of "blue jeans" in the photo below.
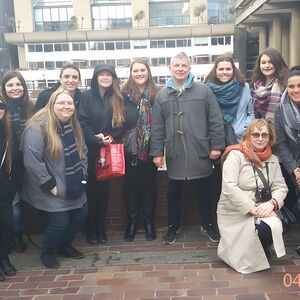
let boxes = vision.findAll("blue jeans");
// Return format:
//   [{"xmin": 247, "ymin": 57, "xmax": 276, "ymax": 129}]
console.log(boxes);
[
  {"xmin": 43, "ymin": 203, "xmax": 88, "ymax": 253},
  {"xmin": 12, "ymin": 192, "xmax": 21, "ymax": 232}
]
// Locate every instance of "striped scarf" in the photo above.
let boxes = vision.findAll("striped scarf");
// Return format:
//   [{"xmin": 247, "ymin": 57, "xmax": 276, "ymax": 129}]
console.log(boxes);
[
  {"xmin": 58, "ymin": 122, "xmax": 85, "ymax": 200},
  {"xmin": 252, "ymin": 78, "xmax": 282, "ymax": 121}
]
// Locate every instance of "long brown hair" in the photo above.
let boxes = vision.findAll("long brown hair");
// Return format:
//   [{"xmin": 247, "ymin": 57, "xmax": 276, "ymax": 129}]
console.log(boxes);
[
  {"xmin": 251, "ymin": 47, "xmax": 288, "ymax": 91},
  {"xmin": 1, "ymin": 70, "xmax": 31, "ymax": 119},
  {"xmin": 204, "ymin": 56, "xmax": 245, "ymax": 85},
  {"xmin": 0, "ymin": 94, "xmax": 12, "ymax": 171},
  {"xmin": 110, "ymin": 77, "xmax": 125, "ymax": 128},
  {"xmin": 122, "ymin": 58, "xmax": 157, "ymax": 104},
  {"xmin": 25, "ymin": 88, "xmax": 85, "ymax": 160}
]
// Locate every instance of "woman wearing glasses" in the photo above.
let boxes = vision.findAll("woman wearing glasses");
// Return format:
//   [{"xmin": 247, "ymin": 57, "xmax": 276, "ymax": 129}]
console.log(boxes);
[
  {"xmin": 217, "ymin": 119, "xmax": 287, "ymax": 273},
  {"xmin": 275, "ymin": 65, "xmax": 300, "ymax": 256},
  {"xmin": 21, "ymin": 88, "xmax": 88, "ymax": 269},
  {"xmin": 0, "ymin": 95, "xmax": 17, "ymax": 279}
]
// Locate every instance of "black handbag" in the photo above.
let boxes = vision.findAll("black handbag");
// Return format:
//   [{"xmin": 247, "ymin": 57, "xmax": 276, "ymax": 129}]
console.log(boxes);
[{"xmin": 224, "ymin": 123, "xmax": 238, "ymax": 146}]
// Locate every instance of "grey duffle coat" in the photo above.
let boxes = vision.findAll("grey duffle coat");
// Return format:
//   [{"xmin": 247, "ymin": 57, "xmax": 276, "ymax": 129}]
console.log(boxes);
[
  {"xmin": 150, "ymin": 82, "xmax": 225, "ymax": 180},
  {"xmin": 20, "ymin": 124, "xmax": 87, "ymax": 212}
]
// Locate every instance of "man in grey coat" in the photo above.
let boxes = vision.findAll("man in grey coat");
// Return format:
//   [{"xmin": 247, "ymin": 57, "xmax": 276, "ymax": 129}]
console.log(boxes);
[{"xmin": 150, "ymin": 52, "xmax": 225, "ymax": 244}]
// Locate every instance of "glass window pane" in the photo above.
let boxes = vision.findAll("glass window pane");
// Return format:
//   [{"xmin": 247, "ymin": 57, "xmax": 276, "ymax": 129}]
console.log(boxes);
[
  {"xmin": 45, "ymin": 61, "xmax": 55, "ymax": 69},
  {"xmin": 105, "ymin": 42, "xmax": 114, "ymax": 50},
  {"xmin": 28, "ymin": 45, "xmax": 35, "ymax": 52},
  {"xmin": 36, "ymin": 44, "xmax": 43, "ymax": 52},
  {"xmin": 62, "ymin": 43, "xmax": 69, "ymax": 51},
  {"xmin": 124, "ymin": 41, "xmax": 130, "ymax": 49},
  {"xmin": 99, "ymin": 6, "xmax": 106, "ymax": 19},
  {"xmin": 225, "ymin": 36, "xmax": 231, "ymax": 45},
  {"xmin": 51, "ymin": 8, "xmax": 59, "ymax": 21},
  {"xmin": 34, "ymin": 9, "xmax": 43, "ymax": 22},
  {"xmin": 116, "ymin": 6, "xmax": 124, "ymax": 18},
  {"xmin": 44, "ymin": 44, "xmax": 53, "ymax": 52},
  {"xmin": 93, "ymin": 7, "xmax": 100, "ymax": 19},
  {"xmin": 211, "ymin": 37, "xmax": 217, "ymax": 45},
  {"xmin": 67, "ymin": 7, "xmax": 73, "ymax": 19},
  {"xmin": 116, "ymin": 42, "xmax": 122, "ymax": 49},
  {"xmin": 166, "ymin": 40, "xmax": 175, "ymax": 48},
  {"xmin": 56, "ymin": 61, "xmax": 63, "ymax": 68},
  {"xmin": 59, "ymin": 7, "xmax": 67, "ymax": 21},
  {"xmin": 54, "ymin": 44, "xmax": 62, "ymax": 51},
  {"xmin": 43, "ymin": 8, "xmax": 51, "ymax": 21}
]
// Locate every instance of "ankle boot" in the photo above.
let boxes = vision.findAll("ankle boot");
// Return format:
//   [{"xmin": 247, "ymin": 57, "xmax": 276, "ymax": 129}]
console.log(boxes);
[
  {"xmin": 124, "ymin": 213, "xmax": 138, "ymax": 242},
  {"xmin": 0, "ymin": 257, "xmax": 16, "ymax": 276},
  {"xmin": 97, "ymin": 224, "xmax": 107, "ymax": 244},
  {"xmin": 13, "ymin": 231, "xmax": 26, "ymax": 253},
  {"xmin": 144, "ymin": 222, "xmax": 157, "ymax": 241},
  {"xmin": 141, "ymin": 192, "xmax": 157, "ymax": 241}
]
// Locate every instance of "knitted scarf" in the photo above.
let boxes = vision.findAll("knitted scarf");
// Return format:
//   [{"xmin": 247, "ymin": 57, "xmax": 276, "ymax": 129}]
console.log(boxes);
[
  {"xmin": 252, "ymin": 78, "xmax": 282, "ymax": 120},
  {"xmin": 279, "ymin": 91, "xmax": 300, "ymax": 144},
  {"xmin": 167, "ymin": 73, "xmax": 194, "ymax": 92},
  {"xmin": 123, "ymin": 88, "xmax": 152, "ymax": 161},
  {"xmin": 207, "ymin": 79, "xmax": 243, "ymax": 124},
  {"xmin": 58, "ymin": 122, "xmax": 85, "ymax": 200},
  {"xmin": 222, "ymin": 139, "xmax": 272, "ymax": 167}
]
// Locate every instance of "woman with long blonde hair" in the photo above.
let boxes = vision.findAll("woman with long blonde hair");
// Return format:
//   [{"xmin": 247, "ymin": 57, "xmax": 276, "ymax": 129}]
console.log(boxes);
[
  {"xmin": 21, "ymin": 88, "xmax": 88, "ymax": 269},
  {"xmin": 78, "ymin": 63, "xmax": 125, "ymax": 245}
]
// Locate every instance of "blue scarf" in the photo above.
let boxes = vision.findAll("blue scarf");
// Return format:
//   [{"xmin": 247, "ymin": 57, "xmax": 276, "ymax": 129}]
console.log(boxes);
[
  {"xmin": 58, "ymin": 122, "xmax": 85, "ymax": 200},
  {"xmin": 167, "ymin": 73, "xmax": 194, "ymax": 91},
  {"xmin": 207, "ymin": 79, "xmax": 243, "ymax": 124}
]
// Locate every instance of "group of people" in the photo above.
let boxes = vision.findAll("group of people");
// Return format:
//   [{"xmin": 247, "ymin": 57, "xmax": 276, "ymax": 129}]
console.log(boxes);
[{"xmin": 0, "ymin": 47, "xmax": 299, "ymax": 277}]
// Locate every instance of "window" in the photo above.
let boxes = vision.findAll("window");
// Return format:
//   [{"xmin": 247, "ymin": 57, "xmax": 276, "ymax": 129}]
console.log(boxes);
[
  {"xmin": 92, "ymin": 1, "xmax": 132, "ymax": 29},
  {"xmin": 116, "ymin": 41, "xmax": 130, "ymax": 50},
  {"xmin": 225, "ymin": 36, "xmax": 231, "ymax": 45},
  {"xmin": 28, "ymin": 44, "xmax": 43, "ymax": 52},
  {"xmin": 72, "ymin": 43, "xmax": 86, "ymax": 51},
  {"xmin": 176, "ymin": 39, "xmax": 191, "ymax": 47},
  {"xmin": 194, "ymin": 37, "xmax": 208, "ymax": 46},
  {"xmin": 89, "ymin": 42, "xmax": 104, "ymax": 51},
  {"xmin": 55, "ymin": 61, "xmax": 64, "ymax": 68},
  {"xmin": 45, "ymin": 61, "xmax": 55, "ymax": 69},
  {"xmin": 33, "ymin": 5, "xmax": 73, "ymax": 31},
  {"xmin": 166, "ymin": 40, "xmax": 175, "ymax": 48},
  {"xmin": 116, "ymin": 59, "xmax": 131, "ymax": 67},
  {"xmin": 28, "ymin": 61, "xmax": 45, "ymax": 69},
  {"xmin": 105, "ymin": 42, "xmax": 115, "ymax": 50},
  {"xmin": 193, "ymin": 55, "xmax": 210, "ymax": 64},
  {"xmin": 149, "ymin": 1, "xmax": 190, "ymax": 27},
  {"xmin": 54, "ymin": 43, "xmax": 69, "ymax": 51},
  {"xmin": 44, "ymin": 44, "xmax": 53, "ymax": 52},
  {"xmin": 133, "ymin": 40, "xmax": 147, "ymax": 49}
]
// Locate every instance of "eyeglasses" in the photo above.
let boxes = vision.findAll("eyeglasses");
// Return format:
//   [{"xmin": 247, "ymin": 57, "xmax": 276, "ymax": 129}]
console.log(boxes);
[
  {"xmin": 54, "ymin": 101, "xmax": 74, "ymax": 106},
  {"xmin": 0, "ymin": 102, "xmax": 6, "ymax": 110},
  {"xmin": 251, "ymin": 132, "xmax": 269, "ymax": 139}
]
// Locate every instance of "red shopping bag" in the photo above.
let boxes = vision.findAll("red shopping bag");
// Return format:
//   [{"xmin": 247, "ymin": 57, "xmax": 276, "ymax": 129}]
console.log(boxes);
[{"xmin": 95, "ymin": 143, "xmax": 125, "ymax": 181}]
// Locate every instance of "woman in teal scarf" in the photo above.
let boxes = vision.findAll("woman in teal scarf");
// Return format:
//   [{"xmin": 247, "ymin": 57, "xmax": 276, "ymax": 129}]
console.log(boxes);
[{"xmin": 205, "ymin": 56, "xmax": 254, "ymax": 222}]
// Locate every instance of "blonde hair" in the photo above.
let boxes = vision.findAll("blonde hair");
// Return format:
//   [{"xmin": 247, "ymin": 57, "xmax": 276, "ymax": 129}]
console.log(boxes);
[
  {"xmin": 26, "ymin": 87, "xmax": 85, "ymax": 160},
  {"xmin": 242, "ymin": 118, "xmax": 276, "ymax": 147}
]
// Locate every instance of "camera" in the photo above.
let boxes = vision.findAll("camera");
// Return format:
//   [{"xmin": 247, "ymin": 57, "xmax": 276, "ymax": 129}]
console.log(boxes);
[{"xmin": 255, "ymin": 186, "xmax": 272, "ymax": 202}]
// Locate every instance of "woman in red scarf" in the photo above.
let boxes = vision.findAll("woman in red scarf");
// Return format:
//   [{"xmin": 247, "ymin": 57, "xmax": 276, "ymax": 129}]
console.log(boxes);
[{"xmin": 217, "ymin": 119, "xmax": 287, "ymax": 274}]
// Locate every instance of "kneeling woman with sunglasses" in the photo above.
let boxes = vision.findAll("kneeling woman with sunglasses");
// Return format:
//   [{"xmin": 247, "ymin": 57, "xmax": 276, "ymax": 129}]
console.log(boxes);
[
  {"xmin": 21, "ymin": 88, "xmax": 88, "ymax": 269},
  {"xmin": 217, "ymin": 119, "xmax": 287, "ymax": 274}
]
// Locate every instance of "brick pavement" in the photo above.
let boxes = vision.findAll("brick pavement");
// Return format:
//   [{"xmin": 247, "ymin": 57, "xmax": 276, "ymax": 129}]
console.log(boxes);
[{"xmin": 1, "ymin": 226, "xmax": 299, "ymax": 300}]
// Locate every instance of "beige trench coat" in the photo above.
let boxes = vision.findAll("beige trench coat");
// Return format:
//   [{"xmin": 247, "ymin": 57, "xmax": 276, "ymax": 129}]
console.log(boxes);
[{"xmin": 217, "ymin": 150, "xmax": 288, "ymax": 274}]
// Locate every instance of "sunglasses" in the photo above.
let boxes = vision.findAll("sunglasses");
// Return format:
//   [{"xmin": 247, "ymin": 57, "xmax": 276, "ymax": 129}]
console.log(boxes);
[
  {"xmin": 251, "ymin": 132, "xmax": 269, "ymax": 139},
  {"xmin": 0, "ymin": 102, "xmax": 6, "ymax": 110}
]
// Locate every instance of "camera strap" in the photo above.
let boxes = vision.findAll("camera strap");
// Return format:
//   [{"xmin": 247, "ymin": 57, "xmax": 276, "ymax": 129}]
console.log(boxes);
[{"xmin": 252, "ymin": 162, "xmax": 270, "ymax": 190}]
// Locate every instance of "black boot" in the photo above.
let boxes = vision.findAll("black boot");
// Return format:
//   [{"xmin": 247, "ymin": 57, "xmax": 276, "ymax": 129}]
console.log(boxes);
[
  {"xmin": 124, "ymin": 192, "xmax": 139, "ymax": 242},
  {"xmin": 97, "ymin": 224, "xmax": 107, "ymax": 244},
  {"xmin": 124, "ymin": 213, "xmax": 138, "ymax": 242},
  {"xmin": 86, "ymin": 231, "xmax": 98, "ymax": 245},
  {"xmin": 13, "ymin": 231, "xmax": 26, "ymax": 253},
  {"xmin": 40, "ymin": 252, "xmax": 60, "ymax": 269},
  {"xmin": 142, "ymin": 192, "xmax": 157, "ymax": 241},
  {"xmin": 0, "ymin": 256, "xmax": 16, "ymax": 276}
]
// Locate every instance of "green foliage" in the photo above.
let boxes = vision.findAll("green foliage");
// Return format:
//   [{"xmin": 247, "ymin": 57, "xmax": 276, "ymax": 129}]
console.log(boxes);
[
  {"xmin": 193, "ymin": 4, "xmax": 206, "ymax": 24},
  {"xmin": 134, "ymin": 10, "xmax": 145, "ymax": 26}
]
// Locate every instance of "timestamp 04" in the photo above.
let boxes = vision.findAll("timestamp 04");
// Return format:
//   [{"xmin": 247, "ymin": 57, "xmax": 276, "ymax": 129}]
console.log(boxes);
[{"xmin": 283, "ymin": 273, "xmax": 300, "ymax": 288}]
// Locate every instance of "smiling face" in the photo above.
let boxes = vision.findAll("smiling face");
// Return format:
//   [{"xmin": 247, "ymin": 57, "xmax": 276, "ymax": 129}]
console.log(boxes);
[
  {"xmin": 287, "ymin": 75, "xmax": 300, "ymax": 106},
  {"xmin": 4, "ymin": 77, "xmax": 24, "ymax": 100},
  {"xmin": 131, "ymin": 62, "xmax": 149, "ymax": 91},
  {"xmin": 249, "ymin": 125, "xmax": 270, "ymax": 152},
  {"xmin": 53, "ymin": 93, "xmax": 75, "ymax": 123},
  {"xmin": 216, "ymin": 61, "xmax": 234, "ymax": 83},
  {"xmin": 60, "ymin": 68, "xmax": 80, "ymax": 92},
  {"xmin": 260, "ymin": 54, "xmax": 276, "ymax": 81},
  {"xmin": 97, "ymin": 71, "xmax": 113, "ymax": 91},
  {"xmin": 169, "ymin": 56, "xmax": 191, "ymax": 87}
]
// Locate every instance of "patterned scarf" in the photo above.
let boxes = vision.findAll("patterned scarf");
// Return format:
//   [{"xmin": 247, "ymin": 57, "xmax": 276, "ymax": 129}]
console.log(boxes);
[
  {"xmin": 279, "ymin": 90, "xmax": 300, "ymax": 144},
  {"xmin": 207, "ymin": 79, "xmax": 243, "ymax": 124},
  {"xmin": 252, "ymin": 78, "xmax": 282, "ymax": 120},
  {"xmin": 58, "ymin": 122, "xmax": 85, "ymax": 200},
  {"xmin": 222, "ymin": 139, "xmax": 272, "ymax": 167},
  {"xmin": 123, "ymin": 88, "xmax": 152, "ymax": 161}
]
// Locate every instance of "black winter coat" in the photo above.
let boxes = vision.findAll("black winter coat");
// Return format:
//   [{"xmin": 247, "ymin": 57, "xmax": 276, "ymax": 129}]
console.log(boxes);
[{"xmin": 34, "ymin": 82, "xmax": 83, "ymax": 112}]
